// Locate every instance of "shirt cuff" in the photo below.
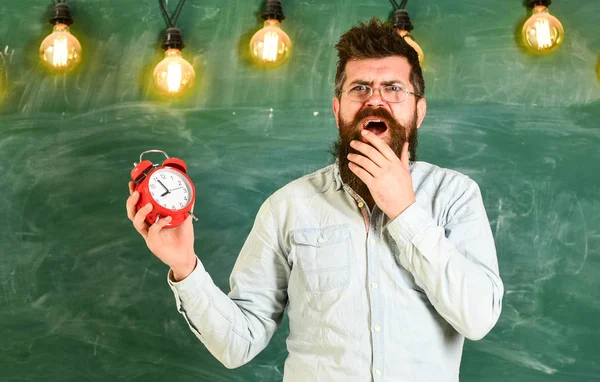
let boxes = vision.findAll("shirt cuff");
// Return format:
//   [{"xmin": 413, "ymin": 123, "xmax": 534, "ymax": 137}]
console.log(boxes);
[
  {"xmin": 167, "ymin": 256, "xmax": 208, "ymax": 301},
  {"xmin": 386, "ymin": 202, "xmax": 436, "ymax": 247}
]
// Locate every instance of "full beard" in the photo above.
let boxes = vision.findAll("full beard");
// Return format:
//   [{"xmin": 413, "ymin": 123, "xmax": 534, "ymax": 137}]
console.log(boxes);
[{"xmin": 330, "ymin": 107, "xmax": 419, "ymax": 204}]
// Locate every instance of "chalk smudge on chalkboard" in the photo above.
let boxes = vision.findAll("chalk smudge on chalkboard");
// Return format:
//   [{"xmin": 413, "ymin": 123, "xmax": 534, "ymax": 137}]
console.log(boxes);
[{"xmin": 479, "ymin": 342, "xmax": 559, "ymax": 374}]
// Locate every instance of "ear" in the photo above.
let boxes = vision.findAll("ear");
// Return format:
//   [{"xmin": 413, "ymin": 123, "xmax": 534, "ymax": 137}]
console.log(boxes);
[
  {"xmin": 332, "ymin": 97, "xmax": 340, "ymax": 130},
  {"xmin": 415, "ymin": 97, "xmax": 427, "ymax": 129}
]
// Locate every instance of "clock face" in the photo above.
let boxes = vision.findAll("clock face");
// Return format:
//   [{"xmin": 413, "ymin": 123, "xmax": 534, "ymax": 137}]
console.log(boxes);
[{"xmin": 147, "ymin": 168, "xmax": 193, "ymax": 211}]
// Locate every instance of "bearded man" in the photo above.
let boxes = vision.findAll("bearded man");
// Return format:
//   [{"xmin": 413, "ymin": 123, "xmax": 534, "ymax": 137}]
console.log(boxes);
[{"xmin": 126, "ymin": 18, "xmax": 504, "ymax": 382}]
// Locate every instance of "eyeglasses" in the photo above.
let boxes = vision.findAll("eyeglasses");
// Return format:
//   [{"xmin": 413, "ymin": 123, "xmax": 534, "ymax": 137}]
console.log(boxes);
[{"xmin": 342, "ymin": 84, "xmax": 421, "ymax": 103}]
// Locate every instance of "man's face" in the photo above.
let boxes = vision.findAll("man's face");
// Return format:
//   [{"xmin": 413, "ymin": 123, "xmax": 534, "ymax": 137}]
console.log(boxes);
[
  {"xmin": 331, "ymin": 56, "xmax": 427, "ymax": 195},
  {"xmin": 333, "ymin": 56, "xmax": 426, "ymax": 148}
]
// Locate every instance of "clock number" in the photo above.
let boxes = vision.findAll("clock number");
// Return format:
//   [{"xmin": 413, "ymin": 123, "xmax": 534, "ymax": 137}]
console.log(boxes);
[
  {"xmin": 160, "ymin": 174, "xmax": 166, "ymax": 179},
  {"xmin": 179, "ymin": 202, "xmax": 183, "ymax": 207},
  {"xmin": 150, "ymin": 184, "xmax": 156, "ymax": 189},
  {"xmin": 178, "ymin": 181, "xmax": 182, "ymax": 186}
]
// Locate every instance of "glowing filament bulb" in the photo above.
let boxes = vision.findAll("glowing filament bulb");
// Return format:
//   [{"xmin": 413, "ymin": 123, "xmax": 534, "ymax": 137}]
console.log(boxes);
[
  {"xmin": 39, "ymin": 24, "xmax": 82, "ymax": 72},
  {"xmin": 250, "ymin": 19, "xmax": 292, "ymax": 67},
  {"xmin": 153, "ymin": 48, "xmax": 195, "ymax": 96},
  {"xmin": 262, "ymin": 32, "xmax": 280, "ymax": 61},
  {"xmin": 522, "ymin": 5, "xmax": 564, "ymax": 54},
  {"xmin": 52, "ymin": 36, "xmax": 68, "ymax": 67},
  {"xmin": 534, "ymin": 19, "xmax": 552, "ymax": 49},
  {"xmin": 167, "ymin": 63, "xmax": 182, "ymax": 92}
]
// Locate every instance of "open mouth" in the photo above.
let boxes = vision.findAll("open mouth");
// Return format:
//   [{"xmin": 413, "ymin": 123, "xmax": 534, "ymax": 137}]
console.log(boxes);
[{"xmin": 362, "ymin": 119, "xmax": 389, "ymax": 136}]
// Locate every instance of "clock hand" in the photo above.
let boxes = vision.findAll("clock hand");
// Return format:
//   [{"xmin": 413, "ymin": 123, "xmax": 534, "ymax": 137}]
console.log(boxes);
[
  {"xmin": 168, "ymin": 186, "xmax": 184, "ymax": 192},
  {"xmin": 158, "ymin": 180, "xmax": 170, "ymax": 196},
  {"xmin": 157, "ymin": 179, "xmax": 169, "ymax": 192}
]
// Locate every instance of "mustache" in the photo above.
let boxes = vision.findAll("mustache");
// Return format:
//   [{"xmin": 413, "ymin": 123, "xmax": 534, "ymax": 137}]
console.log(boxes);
[
  {"xmin": 351, "ymin": 107, "xmax": 397, "ymax": 128},
  {"xmin": 334, "ymin": 106, "xmax": 419, "ymax": 163}
]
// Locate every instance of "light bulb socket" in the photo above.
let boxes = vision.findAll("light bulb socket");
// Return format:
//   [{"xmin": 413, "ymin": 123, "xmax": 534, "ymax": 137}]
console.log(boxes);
[
  {"xmin": 50, "ymin": 2, "xmax": 74, "ymax": 26},
  {"xmin": 528, "ymin": 0, "xmax": 551, "ymax": 7},
  {"xmin": 262, "ymin": 0, "xmax": 286, "ymax": 22},
  {"xmin": 161, "ymin": 28, "xmax": 185, "ymax": 50},
  {"xmin": 392, "ymin": 9, "xmax": 414, "ymax": 32}
]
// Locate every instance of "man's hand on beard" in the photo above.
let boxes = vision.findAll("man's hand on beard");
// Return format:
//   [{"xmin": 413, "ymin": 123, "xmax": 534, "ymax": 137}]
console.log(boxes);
[{"xmin": 347, "ymin": 129, "xmax": 416, "ymax": 220}]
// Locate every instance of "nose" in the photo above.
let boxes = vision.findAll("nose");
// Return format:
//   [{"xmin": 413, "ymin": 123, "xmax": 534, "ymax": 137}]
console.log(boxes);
[{"xmin": 366, "ymin": 88, "xmax": 385, "ymax": 107}]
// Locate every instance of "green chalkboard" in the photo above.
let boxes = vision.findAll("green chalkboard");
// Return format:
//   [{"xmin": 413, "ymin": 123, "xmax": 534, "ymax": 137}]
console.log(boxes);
[{"xmin": 1, "ymin": 0, "xmax": 599, "ymax": 381}]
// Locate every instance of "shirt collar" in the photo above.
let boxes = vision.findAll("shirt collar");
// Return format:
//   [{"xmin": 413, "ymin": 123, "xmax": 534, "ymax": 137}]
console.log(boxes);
[{"xmin": 333, "ymin": 159, "xmax": 344, "ymax": 191}]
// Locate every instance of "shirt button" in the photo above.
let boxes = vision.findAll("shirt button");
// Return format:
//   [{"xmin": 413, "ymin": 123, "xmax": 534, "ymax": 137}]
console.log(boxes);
[
  {"xmin": 374, "ymin": 325, "xmax": 381, "ymax": 332},
  {"xmin": 358, "ymin": 202, "xmax": 364, "ymax": 208},
  {"xmin": 371, "ymin": 282, "xmax": 378, "ymax": 289},
  {"xmin": 375, "ymin": 369, "xmax": 382, "ymax": 376},
  {"xmin": 370, "ymin": 239, "xmax": 375, "ymax": 245},
  {"xmin": 317, "ymin": 237, "xmax": 324, "ymax": 244}
]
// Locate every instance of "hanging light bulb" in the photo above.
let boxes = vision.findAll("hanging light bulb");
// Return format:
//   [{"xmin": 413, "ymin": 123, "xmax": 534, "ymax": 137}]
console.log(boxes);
[
  {"xmin": 153, "ymin": 28, "xmax": 195, "ymax": 96},
  {"xmin": 39, "ymin": 2, "xmax": 82, "ymax": 72},
  {"xmin": 392, "ymin": 8, "xmax": 424, "ymax": 66},
  {"xmin": 398, "ymin": 29, "xmax": 424, "ymax": 66},
  {"xmin": 522, "ymin": 0, "xmax": 564, "ymax": 54},
  {"xmin": 249, "ymin": 0, "xmax": 292, "ymax": 67}
]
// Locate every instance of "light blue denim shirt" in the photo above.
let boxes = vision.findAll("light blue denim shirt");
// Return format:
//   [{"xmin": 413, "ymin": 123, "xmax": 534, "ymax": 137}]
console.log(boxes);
[{"xmin": 168, "ymin": 161, "xmax": 504, "ymax": 382}]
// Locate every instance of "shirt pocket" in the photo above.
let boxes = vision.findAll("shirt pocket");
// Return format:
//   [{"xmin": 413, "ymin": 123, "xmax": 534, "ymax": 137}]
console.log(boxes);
[{"xmin": 293, "ymin": 224, "xmax": 353, "ymax": 292}]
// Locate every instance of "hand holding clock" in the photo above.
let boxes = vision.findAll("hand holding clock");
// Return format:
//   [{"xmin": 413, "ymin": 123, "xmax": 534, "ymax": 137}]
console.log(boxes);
[{"xmin": 126, "ymin": 181, "xmax": 197, "ymax": 281}]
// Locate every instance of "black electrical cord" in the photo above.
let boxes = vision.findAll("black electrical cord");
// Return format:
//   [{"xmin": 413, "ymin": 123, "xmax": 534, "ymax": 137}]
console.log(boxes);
[
  {"xmin": 171, "ymin": 0, "xmax": 187, "ymax": 27},
  {"xmin": 159, "ymin": 0, "xmax": 187, "ymax": 28},
  {"xmin": 158, "ymin": 0, "xmax": 188, "ymax": 51},
  {"xmin": 390, "ymin": 0, "xmax": 409, "ymax": 10}
]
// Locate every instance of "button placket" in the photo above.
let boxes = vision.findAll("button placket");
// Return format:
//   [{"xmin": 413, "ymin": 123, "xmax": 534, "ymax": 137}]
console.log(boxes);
[{"xmin": 366, "ymin": 213, "xmax": 385, "ymax": 382}]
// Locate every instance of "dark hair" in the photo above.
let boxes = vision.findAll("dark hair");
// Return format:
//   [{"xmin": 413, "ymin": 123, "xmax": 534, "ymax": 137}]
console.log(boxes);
[{"xmin": 334, "ymin": 18, "xmax": 425, "ymax": 100}]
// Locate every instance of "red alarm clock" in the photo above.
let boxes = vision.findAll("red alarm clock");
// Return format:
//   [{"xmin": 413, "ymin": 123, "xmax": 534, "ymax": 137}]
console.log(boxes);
[{"xmin": 130, "ymin": 150, "xmax": 197, "ymax": 228}]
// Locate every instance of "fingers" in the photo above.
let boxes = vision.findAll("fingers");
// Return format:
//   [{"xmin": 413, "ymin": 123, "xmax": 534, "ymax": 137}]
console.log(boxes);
[
  {"xmin": 128, "ymin": 181, "xmax": 134, "ymax": 195},
  {"xmin": 347, "ymin": 153, "xmax": 379, "ymax": 177},
  {"xmin": 126, "ymin": 190, "xmax": 140, "ymax": 221},
  {"xmin": 350, "ymin": 139, "xmax": 387, "ymax": 168},
  {"xmin": 348, "ymin": 161, "xmax": 374, "ymax": 185},
  {"xmin": 148, "ymin": 216, "xmax": 172, "ymax": 237},
  {"xmin": 360, "ymin": 130, "xmax": 398, "ymax": 162},
  {"xmin": 133, "ymin": 203, "xmax": 152, "ymax": 239}
]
